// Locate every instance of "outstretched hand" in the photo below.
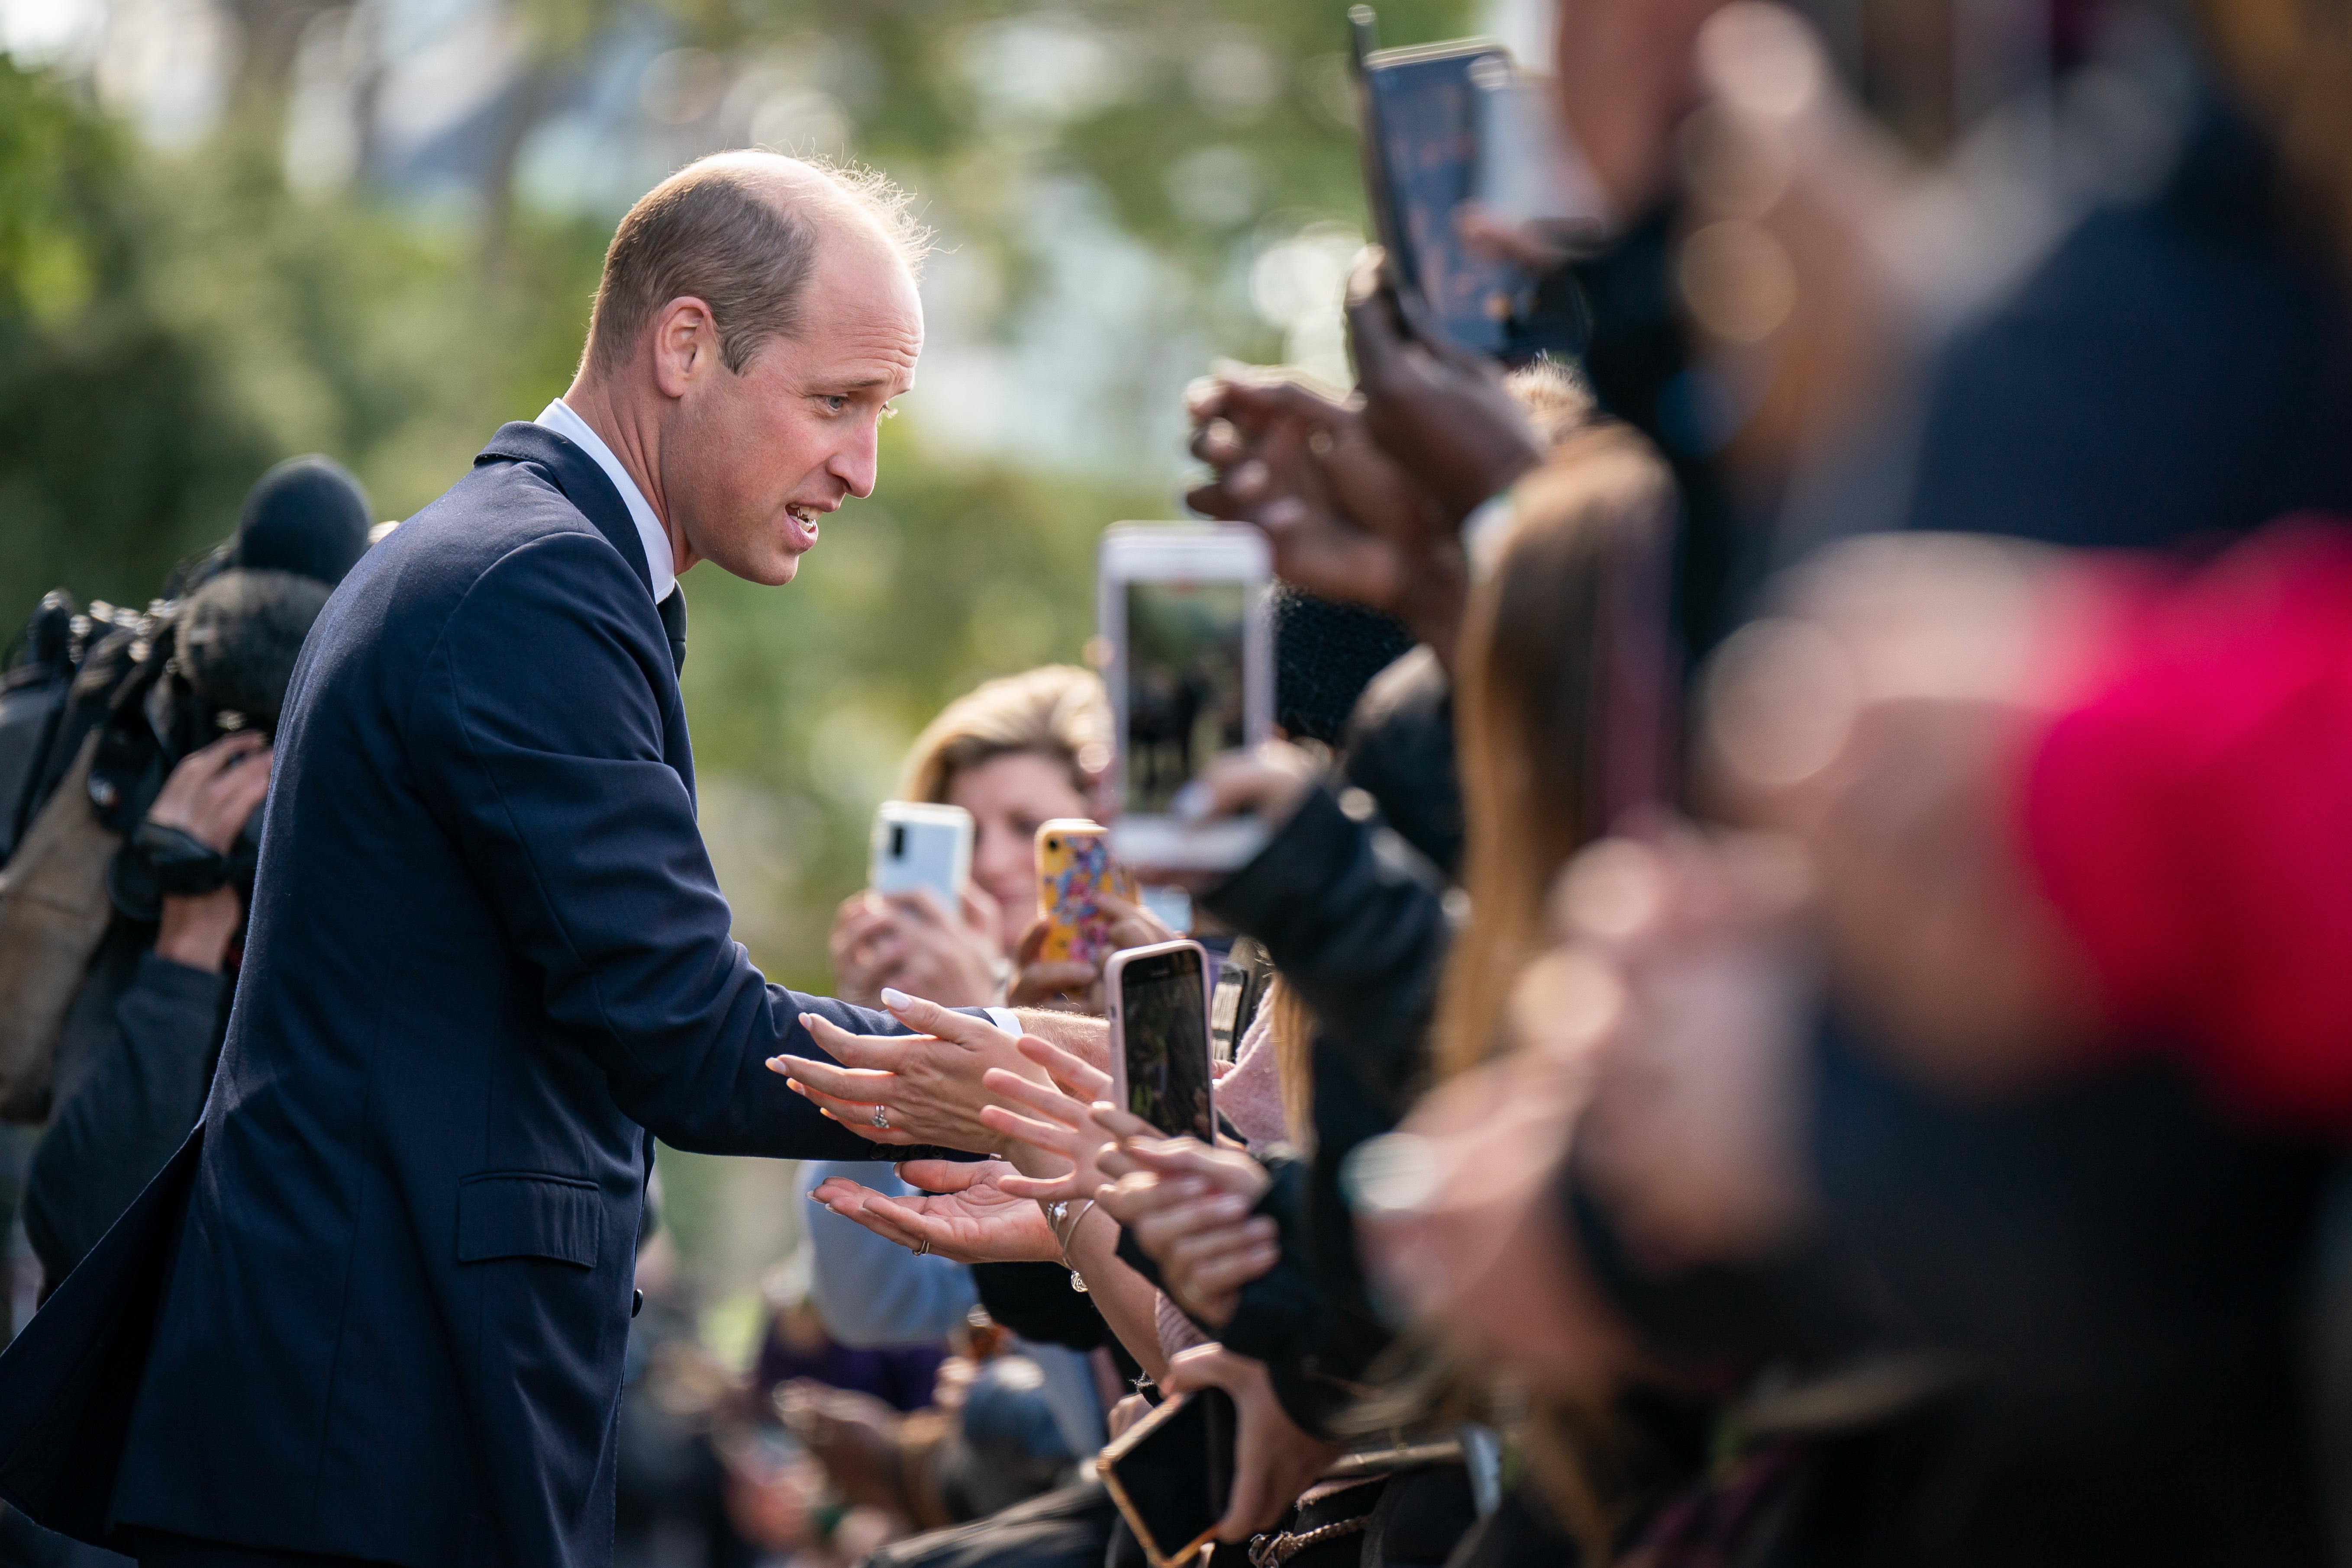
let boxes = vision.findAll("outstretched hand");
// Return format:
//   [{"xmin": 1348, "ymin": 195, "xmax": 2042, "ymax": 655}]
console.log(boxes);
[
  {"xmin": 770, "ymin": 990, "xmax": 1044, "ymax": 1156},
  {"xmin": 1185, "ymin": 368, "xmax": 1470, "ymax": 664},
  {"xmin": 975, "ymin": 1035, "xmax": 1120, "ymax": 1201},
  {"xmin": 1093, "ymin": 1110, "xmax": 1277, "ymax": 1328},
  {"xmin": 809, "ymin": 1158, "xmax": 1059, "ymax": 1265}
]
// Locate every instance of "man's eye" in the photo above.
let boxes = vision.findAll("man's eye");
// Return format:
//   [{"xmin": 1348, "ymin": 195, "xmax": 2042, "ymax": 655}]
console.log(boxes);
[{"xmin": 819, "ymin": 394, "xmax": 849, "ymax": 413}]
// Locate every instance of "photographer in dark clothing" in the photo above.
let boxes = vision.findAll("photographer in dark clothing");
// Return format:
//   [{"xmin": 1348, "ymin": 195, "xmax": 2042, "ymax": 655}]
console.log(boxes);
[
  {"xmin": 13, "ymin": 456, "xmax": 370, "ymax": 1293},
  {"xmin": 22, "ymin": 729, "xmax": 269, "ymax": 1288}
]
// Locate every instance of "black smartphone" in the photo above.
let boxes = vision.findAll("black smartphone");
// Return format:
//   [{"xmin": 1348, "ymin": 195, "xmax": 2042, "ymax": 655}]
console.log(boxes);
[
  {"xmin": 1209, "ymin": 935, "xmax": 1273, "ymax": 1064},
  {"xmin": 1106, "ymin": 939, "xmax": 1215, "ymax": 1144},
  {"xmin": 1095, "ymin": 1388, "xmax": 1239, "ymax": 1568},
  {"xmin": 1349, "ymin": 5, "xmax": 1586, "ymax": 362}
]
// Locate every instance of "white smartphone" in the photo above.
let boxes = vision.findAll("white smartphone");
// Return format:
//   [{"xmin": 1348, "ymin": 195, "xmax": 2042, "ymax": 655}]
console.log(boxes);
[
  {"xmin": 1097, "ymin": 523, "xmax": 1274, "ymax": 872},
  {"xmin": 869, "ymin": 800, "xmax": 974, "ymax": 916},
  {"xmin": 1104, "ymin": 939, "xmax": 1216, "ymax": 1144}
]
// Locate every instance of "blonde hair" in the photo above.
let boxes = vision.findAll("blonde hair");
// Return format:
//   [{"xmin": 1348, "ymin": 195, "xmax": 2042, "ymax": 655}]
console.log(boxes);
[
  {"xmin": 1436, "ymin": 426, "xmax": 1676, "ymax": 1077},
  {"xmin": 897, "ymin": 665, "xmax": 1112, "ymax": 805}
]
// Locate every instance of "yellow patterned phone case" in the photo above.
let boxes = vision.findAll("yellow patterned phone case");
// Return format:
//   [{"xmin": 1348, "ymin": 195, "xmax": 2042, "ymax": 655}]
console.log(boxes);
[{"xmin": 1034, "ymin": 819, "xmax": 1137, "ymax": 966}]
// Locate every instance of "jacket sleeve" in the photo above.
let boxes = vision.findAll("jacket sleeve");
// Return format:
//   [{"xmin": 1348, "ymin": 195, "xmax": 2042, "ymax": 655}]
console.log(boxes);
[
  {"xmin": 1200, "ymin": 785, "xmax": 1449, "ymax": 1126},
  {"xmin": 24, "ymin": 950, "xmax": 226, "ymax": 1283},
  {"xmin": 404, "ymin": 532, "xmax": 952, "ymax": 1160}
]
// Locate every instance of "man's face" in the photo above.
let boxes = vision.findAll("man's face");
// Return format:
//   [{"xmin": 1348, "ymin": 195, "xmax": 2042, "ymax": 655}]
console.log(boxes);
[{"xmin": 662, "ymin": 229, "xmax": 923, "ymax": 585}]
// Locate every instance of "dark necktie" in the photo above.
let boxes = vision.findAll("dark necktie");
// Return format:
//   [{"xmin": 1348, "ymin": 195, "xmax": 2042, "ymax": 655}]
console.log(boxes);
[{"xmin": 657, "ymin": 586, "xmax": 686, "ymax": 676}]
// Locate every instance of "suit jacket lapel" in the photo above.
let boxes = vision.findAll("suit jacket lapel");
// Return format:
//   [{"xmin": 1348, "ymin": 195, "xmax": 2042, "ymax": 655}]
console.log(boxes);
[{"xmin": 474, "ymin": 423, "xmax": 653, "ymax": 601}]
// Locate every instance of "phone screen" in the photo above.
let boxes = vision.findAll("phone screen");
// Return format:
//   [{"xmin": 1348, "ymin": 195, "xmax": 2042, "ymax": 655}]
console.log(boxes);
[
  {"xmin": 1361, "ymin": 44, "xmax": 1520, "ymax": 357},
  {"xmin": 1118, "ymin": 946, "xmax": 1214, "ymax": 1143},
  {"xmin": 1122, "ymin": 579, "xmax": 1252, "ymax": 816}
]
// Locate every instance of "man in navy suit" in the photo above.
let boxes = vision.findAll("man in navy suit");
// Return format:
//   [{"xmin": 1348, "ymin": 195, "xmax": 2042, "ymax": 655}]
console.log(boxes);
[{"xmin": 0, "ymin": 152, "xmax": 1099, "ymax": 1568}]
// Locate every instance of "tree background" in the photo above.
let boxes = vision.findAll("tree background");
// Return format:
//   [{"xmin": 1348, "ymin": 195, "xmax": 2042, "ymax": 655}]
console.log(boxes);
[{"xmin": 0, "ymin": 0, "xmax": 1483, "ymax": 1307}]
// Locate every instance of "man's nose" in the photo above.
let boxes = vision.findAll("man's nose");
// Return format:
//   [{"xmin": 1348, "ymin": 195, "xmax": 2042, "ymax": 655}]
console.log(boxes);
[{"xmin": 831, "ymin": 422, "xmax": 881, "ymax": 500}]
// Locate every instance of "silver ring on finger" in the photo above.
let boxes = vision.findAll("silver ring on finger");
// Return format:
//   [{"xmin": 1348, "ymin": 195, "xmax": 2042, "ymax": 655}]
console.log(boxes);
[
  {"xmin": 871, "ymin": 1104, "xmax": 890, "ymax": 1131},
  {"xmin": 913, "ymin": 1239, "xmax": 930, "ymax": 1257}
]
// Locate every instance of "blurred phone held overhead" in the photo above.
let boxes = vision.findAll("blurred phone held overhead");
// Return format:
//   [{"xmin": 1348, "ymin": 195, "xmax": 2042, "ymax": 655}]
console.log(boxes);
[
  {"xmin": 1349, "ymin": 4, "xmax": 1594, "ymax": 362},
  {"xmin": 1098, "ymin": 524, "xmax": 1272, "ymax": 873}
]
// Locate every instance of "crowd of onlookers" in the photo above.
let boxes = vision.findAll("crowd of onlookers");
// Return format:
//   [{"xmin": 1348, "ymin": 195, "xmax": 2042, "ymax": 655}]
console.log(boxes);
[
  {"xmin": 13, "ymin": 0, "xmax": 2352, "ymax": 1564},
  {"xmin": 752, "ymin": 2, "xmax": 2352, "ymax": 1564}
]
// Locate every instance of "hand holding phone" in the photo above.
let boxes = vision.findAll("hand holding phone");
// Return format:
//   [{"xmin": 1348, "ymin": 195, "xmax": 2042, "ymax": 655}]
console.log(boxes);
[
  {"xmin": 1158, "ymin": 1345, "xmax": 1344, "ymax": 1544},
  {"xmin": 1099, "ymin": 525, "xmax": 1274, "ymax": 874},
  {"xmin": 1032, "ymin": 819, "xmax": 1136, "ymax": 967},
  {"xmin": 1094, "ymin": 1386, "xmax": 1236, "ymax": 1568},
  {"xmin": 1344, "ymin": 252, "xmax": 1545, "ymax": 526}
]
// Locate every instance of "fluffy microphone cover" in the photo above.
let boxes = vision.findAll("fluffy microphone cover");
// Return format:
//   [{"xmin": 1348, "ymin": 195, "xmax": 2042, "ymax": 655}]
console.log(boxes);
[{"xmin": 177, "ymin": 568, "xmax": 333, "ymax": 728}]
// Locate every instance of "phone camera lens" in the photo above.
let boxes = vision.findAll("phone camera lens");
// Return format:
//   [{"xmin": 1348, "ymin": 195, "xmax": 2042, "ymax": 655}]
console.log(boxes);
[{"xmin": 890, "ymin": 824, "xmax": 906, "ymax": 857}]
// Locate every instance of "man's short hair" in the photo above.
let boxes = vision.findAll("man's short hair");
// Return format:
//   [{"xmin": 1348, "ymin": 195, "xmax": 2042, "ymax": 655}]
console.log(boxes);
[{"xmin": 584, "ymin": 153, "xmax": 931, "ymax": 376}]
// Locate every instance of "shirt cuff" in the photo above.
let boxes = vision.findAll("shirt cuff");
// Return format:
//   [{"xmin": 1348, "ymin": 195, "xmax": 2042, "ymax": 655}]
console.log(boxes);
[{"xmin": 984, "ymin": 1007, "xmax": 1021, "ymax": 1036}]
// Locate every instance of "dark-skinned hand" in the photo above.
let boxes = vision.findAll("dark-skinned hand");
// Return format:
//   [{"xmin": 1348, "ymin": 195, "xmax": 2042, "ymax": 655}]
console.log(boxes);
[{"xmin": 1344, "ymin": 249, "xmax": 1545, "ymax": 524}]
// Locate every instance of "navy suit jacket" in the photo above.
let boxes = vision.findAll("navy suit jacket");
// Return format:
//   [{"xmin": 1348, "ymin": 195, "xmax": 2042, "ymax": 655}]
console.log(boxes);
[{"xmin": 0, "ymin": 424, "xmax": 958, "ymax": 1567}]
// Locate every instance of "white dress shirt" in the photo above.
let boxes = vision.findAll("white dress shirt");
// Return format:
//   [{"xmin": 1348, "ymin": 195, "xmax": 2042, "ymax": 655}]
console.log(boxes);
[
  {"xmin": 535, "ymin": 403, "xmax": 1020, "ymax": 1039},
  {"xmin": 535, "ymin": 398, "xmax": 676, "ymax": 603}
]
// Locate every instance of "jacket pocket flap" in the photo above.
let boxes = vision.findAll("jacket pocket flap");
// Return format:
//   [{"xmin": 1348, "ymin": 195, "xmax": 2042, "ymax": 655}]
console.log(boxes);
[{"xmin": 456, "ymin": 1173, "xmax": 600, "ymax": 1269}]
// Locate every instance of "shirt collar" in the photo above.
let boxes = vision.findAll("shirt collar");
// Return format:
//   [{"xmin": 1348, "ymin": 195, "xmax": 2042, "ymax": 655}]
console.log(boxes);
[{"xmin": 534, "ymin": 398, "xmax": 677, "ymax": 603}]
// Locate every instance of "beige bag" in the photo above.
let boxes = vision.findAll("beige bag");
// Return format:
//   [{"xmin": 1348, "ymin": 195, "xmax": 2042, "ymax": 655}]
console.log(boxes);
[{"xmin": 0, "ymin": 733, "xmax": 122, "ymax": 1122}]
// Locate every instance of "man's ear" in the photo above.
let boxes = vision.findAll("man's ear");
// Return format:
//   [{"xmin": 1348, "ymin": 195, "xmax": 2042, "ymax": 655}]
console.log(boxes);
[{"xmin": 649, "ymin": 296, "xmax": 719, "ymax": 400}]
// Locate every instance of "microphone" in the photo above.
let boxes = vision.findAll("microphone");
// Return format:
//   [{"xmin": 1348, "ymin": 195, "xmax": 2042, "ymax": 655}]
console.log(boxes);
[{"xmin": 175, "ymin": 568, "xmax": 333, "ymax": 732}]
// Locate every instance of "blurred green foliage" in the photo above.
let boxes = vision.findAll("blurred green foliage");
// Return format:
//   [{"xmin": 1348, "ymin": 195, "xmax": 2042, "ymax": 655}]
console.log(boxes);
[{"xmin": 0, "ymin": 0, "xmax": 1471, "ymax": 1006}]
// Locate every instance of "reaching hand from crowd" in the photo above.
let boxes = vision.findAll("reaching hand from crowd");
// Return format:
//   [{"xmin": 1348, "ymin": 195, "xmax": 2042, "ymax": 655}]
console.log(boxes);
[
  {"xmin": 1004, "ymin": 894, "xmax": 1174, "ymax": 1013},
  {"xmin": 1343, "ymin": 252, "xmax": 1545, "ymax": 526},
  {"xmin": 827, "ymin": 886, "xmax": 1007, "ymax": 1010},
  {"xmin": 773, "ymin": 991, "xmax": 1047, "ymax": 1154},
  {"xmin": 1185, "ymin": 369, "xmax": 1470, "ymax": 661},
  {"xmin": 808, "ymin": 1158, "xmax": 1060, "ymax": 1265},
  {"xmin": 1161, "ymin": 1345, "xmax": 1342, "ymax": 1542},
  {"xmin": 1092, "ymin": 1110, "xmax": 1276, "ymax": 1328},
  {"xmin": 973, "ymin": 1035, "xmax": 1121, "ymax": 1203}
]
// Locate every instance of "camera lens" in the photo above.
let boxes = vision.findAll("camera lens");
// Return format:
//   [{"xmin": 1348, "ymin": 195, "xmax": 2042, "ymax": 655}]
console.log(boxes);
[{"xmin": 890, "ymin": 823, "xmax": 906, "ymax": 857}]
